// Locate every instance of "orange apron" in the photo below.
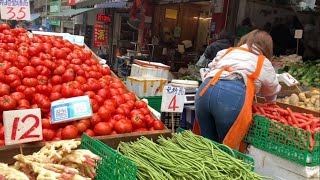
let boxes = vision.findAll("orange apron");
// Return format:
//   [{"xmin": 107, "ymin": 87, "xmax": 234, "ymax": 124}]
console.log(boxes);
[{"xmin": 193, "ymin": 47, "xmax": 265, "ymax": 149}]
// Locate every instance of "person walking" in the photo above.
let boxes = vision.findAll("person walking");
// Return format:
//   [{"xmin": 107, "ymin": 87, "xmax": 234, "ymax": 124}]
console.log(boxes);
[{"xmin": 193, "ymin": 30, "xmax": 281, "ymax": 149}]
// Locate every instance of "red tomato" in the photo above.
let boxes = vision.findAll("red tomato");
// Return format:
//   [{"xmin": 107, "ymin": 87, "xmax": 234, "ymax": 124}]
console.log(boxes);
[
  {"xmin": 5, "ymin": 74, "xmax": 21, "ymax": 89},
  {"xmin": 75, "ymin": 76, "xmax": 87, "ymax": 84},
  {"xmin": 0, "ymin": 139, "xmax": 4, "ymax": 146},
  {"xmin": 85, "ymin": 91, "xmax": 96, "ymax": 99},
  {"xmin": 61, "ymin": 85, "xmax": 74, "ymax": 98},
  {"xmin": 0, "ymin": 95, "xmax": 16, "ymax": 111},
  {"xmin": 74, "ymin": 122, "xmax": 88, "ymax": 133},
  {"xmin": 50, "ymin": 75, "xmax": 62, "ymax": 85},
  {"xmin": 22, "ymin": 78, "xmax": 38, "ymax": 87},
  {"xmin": 149, "ymin": 127, "xmax": 155, "ymax": 131},
  {"xmin": 98, "ymin": 106, "xmax": 112, "ymax": 121},
  {"xmin": 18, "ymin": 99, "xmax": 30, "ymax": 108},
  {"xmin": 36, "ymin": 65, "xmax": 51, "ymax": 77},
  {"xmin": 23, "ymin": 87, "xmax": 36, "ymax": 99},
  {"xmin": 6, "ymin": 67, "xmax": 23, "ymax": 79},
  {"xmin": 42, "ymin": 129, "xmax": 56, "ymax": 141},
  {"xmin": 153, "ymin": 120, "xmax": 165, "ymax": 130},
  {"xmin": 73, "ymin": 89, "xmax": 84, "ymax": 97},
  {"xmin": 127, "ymin": 100, "xmax": 135, "ymax": 109},
  {"xmin": 110, "ymin": 82, "xmax": 124, "ymax": 89},
  {"xmin": 94, "ymin": 95, "xmax": 104, "ymax": 106},
  {"xmin": 53, "ymin": 65, "xmax": 66, "ymax": 75},
  {"xmin": 109, "ymin": 88, "xmax": 119, "ymax": 96},
  {"xmin": 94, "ymin": 122, "xmax": 113, "ymax": 136},
  {"xmin": 49, "ymin": 92, "xmax": 62, "ymax": 101},
  {"xmin": 108, "ymin": 118, "xmax": 118, "ymax": 126},
  {"xmin": 23, "ymin": 66, "xmax": 38, "ymax": 78},
  {"xmin": 42, "ymin": 118, "xmax": 54, "ymax": 129},
  {"xmin": 0, "ymin": 62, "xmax": 11, "ymax": 72},
  {"xmin": 123, "ymin": 93, "xmax": 136, "ymax": 101},
  {"xmin": 79, "ymin": 119, "xmax": 91, "ymax": 127},
  {"xmin": 10, "ymin": 92, "xmax": 25, "ymax": 102},
  {"xmin": 113, "ymin": 114, "xmax": 126, "ymax": 121},
  {"xmin": 135, "ymin": 100, "xmax": 147, "ymax": 109},
  {"xmin": 61, "ymin": 125, "xmax": 78, "ymax": 139},
  {"xmin": 35, "ymin": 84, "xmax": 52, "ymax": 96},
  {"xmin": 144, "ymin": 115, "xmax": 156, "ymax": 128},
  {"xmin": 130, "ymin": 109, "xmax": 143, "ymax": 117},
  {"xmin": 52, "ymin": 84, "xmax": 62, "ymax": 93},
  {"xmin": 111, "ymin": 95, "xmax": 125, "ymax": 107},
  {"xmin": 115, "ymin": 108, "xmax": 127, "ymax": 116},
  {"xmin": 37, "ymin": 75, "xmax": 48, "ymax": 85},
  {"xmin": 62, "ymin": 71, "xmax": 75, "ymax": 82},
  {"xmin": 140, "ymin": 108, "xmax": 151, "ymax": 115},
  {"xmin": 85, "ymin": 129, "xmax": 95, "ymax": 137},
  {"xmin": 90, "ymin": 99, "xmax": 99, "ymax": 113},
  {"xmin": 119, "ymin": 104, "xmax": 133, "ymax": 111},
  {"xmin": 131, "ymin": 114, "xmax": 146, "ymax": 129},
  {"xmin": 13, "ymin": 55, "xmax": 29, "ymax": 69},
  {"xmin": 114, "ymin": 120, "xmax": 133, "ymax": 134},
  {"xmin": 118, "ymin": 88, "xmax": 126, "ymax": 95},
  {"xmin": 90, "ymin": 113, "xmax": 101, "ymax": 126},
  {"xmin": 103, "ymin": 99, "xmax": 116, "ymax": 109},
  {"xmin": 97, "ymin": 88, "xmax": 110, "ymax": 99},
  {"xmin": 101, "ymin": 67, "xmax": 111, "ymax": 75},
  {"xmin": 0, "ymin": 126, "xmax": 4, "ymax": 139},
  {"xmin": 0, "ymin": 83, "xmax": 10, "ymax": 96},
  {"xmin": 30, "ymin": 57, "xmax": 43, "ymax": 67}
]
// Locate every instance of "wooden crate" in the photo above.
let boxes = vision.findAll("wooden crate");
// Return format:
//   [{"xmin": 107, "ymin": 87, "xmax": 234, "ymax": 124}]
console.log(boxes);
[{"xmin": 0, "ymin": 129, "xmax": 172, "ymax": 164}]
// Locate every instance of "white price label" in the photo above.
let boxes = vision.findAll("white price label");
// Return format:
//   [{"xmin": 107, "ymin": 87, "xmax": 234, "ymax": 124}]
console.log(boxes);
[
  {"xmin": 161, "ymin": 86, "xmax": 185, "ymax": 113},
  {"xmin": 0, "ymin": 0, "xmax": 31, "ymax": 21},
  {"xmin": 280, "ymin": 73, "xmax": 299, "ymax": 86},
  {"xmin": 294, "ymin": 29, "xmax": 303, "ymax": 39},
  {"xmin": 3, "ymin": 108, "xmax": 42, "ymax": 145}
]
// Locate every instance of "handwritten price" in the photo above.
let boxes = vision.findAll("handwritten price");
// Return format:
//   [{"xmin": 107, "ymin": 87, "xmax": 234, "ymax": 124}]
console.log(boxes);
[
  {"xmin": 161, "ymin": 86, "xmax": 185, "ymax": 113},
  {"xmin": 6, "ymin": 7, "xmax": 26, "ymax": 20},
  {"xmin": 3, "ymin": 109, "xmax": 42, "ymax": 145}
]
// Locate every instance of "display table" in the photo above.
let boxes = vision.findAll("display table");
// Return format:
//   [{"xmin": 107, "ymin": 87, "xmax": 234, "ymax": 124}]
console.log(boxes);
[{"xmin": 247, "ymin": 145, "xmax": 319, "ymax": 180}]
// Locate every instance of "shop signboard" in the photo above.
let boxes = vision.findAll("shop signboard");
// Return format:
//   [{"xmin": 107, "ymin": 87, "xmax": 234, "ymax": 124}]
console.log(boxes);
[
  {"xmin": 3, "ymin": 109, "xmax": 43, "ymax": 145},
  {"xmin": 97, "ymin": 14, "xmax": 111, "ymax": 23},
  {"xmin": 94, "ymin": 23, "xmax": 108, "ymax": 48},
  {"xmin": 68, "ymin": 0, "xmax": 76, "ymax": 6},
  {"xmin": 49, "ymin": 0, "xmax": 61, "ymax": 26},
  {"xmin": 0, "ymin": 0, "xmax": 31, "ymax": 21}
]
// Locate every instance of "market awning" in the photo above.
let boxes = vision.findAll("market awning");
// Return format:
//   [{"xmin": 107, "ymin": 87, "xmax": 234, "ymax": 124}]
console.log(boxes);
[
  {"xmin": 75, "ymin": 0, "xmax": 106, "ymax": 8},
  {"xmin": 94, "ymin": 1, "xmax": 128, "ymax": 8},
  {"xmin": 46, "ymin": 8, "xmax": 95, "ymax": 18}
]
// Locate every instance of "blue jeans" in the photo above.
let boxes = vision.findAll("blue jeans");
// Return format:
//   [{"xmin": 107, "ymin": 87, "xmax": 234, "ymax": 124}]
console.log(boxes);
[{"xmin": 195, "ymin": 78, "xmax": 246, "ymax": 143}]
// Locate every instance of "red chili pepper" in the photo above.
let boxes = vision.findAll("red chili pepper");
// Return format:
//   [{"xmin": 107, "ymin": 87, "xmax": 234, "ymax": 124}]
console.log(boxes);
[
  {"xmin": 287, "ymin": 108, "xmax": 299, "ymax": 125},
  {"xmin": 298, "ymin": 120, "xmax": 315, "ymax": 128}
]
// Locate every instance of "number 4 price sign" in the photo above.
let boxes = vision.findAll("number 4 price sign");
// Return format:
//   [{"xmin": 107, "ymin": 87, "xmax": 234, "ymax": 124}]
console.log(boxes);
[
  {"xmin": 161, "ymin": 86, "xmax": 186, "ymax": 133},
  {"xmin": 3, "ymin": 108, "xmax": 42, "ymax": 148}
]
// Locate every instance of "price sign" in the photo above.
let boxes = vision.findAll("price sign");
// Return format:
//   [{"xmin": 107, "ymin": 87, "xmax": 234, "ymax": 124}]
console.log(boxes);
[
  {"xmin": 51, "ymin": 95, "xmax": 92, "ymax": 124},
  {"xmin": 279, "ymin": 73, "xmax": 299, "ymax": 86},
  {"xmin": 161, "ymin": 86, "xmax": 186, "ymax": 113},
  {"xmin": 3, "ymin": 108, "xmax": 42, "ymax": 145},
  {"xmin": 0, "ymin": 0, "xmax": 31, "ymax": 21},
  {"xmin": 294, "ymin": 29, "xmax": 303, "ymax": 39}
]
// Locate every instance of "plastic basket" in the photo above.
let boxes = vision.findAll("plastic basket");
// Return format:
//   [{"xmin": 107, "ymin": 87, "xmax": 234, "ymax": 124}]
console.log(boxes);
[
  {"xmin": 177, "ymin": 128, "xmax": 255, "ymax": 171},
  {"xmin": 161, "ymin": 112, "xmax": 181, "ymax": 129},
  {"xmin": 139, "ymin": 96, "xmax": 162, "ymax": 112},
  {"xmin": 244, "ymin": 115, "xmax": 320, "ymax": 166},
  {"xmin": 80, "ymin": 134, "xmax": 137, "ymax": 180}
]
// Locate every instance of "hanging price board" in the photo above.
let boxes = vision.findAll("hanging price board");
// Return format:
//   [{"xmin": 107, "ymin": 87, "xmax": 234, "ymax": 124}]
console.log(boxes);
[
  {"xmin": 0, "ymin": 0, "xmax": 31, "ymax": 21},
  {"xmin": 3, "ymin": 108, "xmax": 42, "ymax": 145},
  {"xmin": 161, "ymin": 86, "xmax": 186, "ymax": 113}
]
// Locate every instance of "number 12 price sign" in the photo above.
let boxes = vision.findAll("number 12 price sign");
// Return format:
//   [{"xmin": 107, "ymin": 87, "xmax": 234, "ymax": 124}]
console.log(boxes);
[
  {"xmin": 0, "ymin": 0, "xmax": 31, "ymax": 21},
  {"xmin": 3, "ymin": 108, "xmax": 42, "ymax": 145},
  {"xmin": 161, "ymin": 86, "xmax": 185, "ymax": 133}
]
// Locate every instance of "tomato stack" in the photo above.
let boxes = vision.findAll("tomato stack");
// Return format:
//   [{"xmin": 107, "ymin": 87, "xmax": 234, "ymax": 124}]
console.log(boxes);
[{"xmin": 0, "ymin": 24, "xmax": 165, "ymax": 146}]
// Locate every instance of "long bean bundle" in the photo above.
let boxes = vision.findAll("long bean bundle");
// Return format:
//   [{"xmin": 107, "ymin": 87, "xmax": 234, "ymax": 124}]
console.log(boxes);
[{"xmin": 118, "ymin": 130, "xmax": 269, "ymax": 180}]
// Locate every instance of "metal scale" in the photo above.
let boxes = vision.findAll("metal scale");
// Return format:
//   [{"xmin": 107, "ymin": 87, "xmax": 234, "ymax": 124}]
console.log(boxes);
[{"xmin": 170, "ymin": 79, "xmax": 199, "ymax": 105}]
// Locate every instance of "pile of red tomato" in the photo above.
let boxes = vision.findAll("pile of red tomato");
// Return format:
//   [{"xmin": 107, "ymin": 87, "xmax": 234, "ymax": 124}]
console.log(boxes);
[{"xmin": 0, "ymin": 24, "xmax": 165, "ymax": 146}]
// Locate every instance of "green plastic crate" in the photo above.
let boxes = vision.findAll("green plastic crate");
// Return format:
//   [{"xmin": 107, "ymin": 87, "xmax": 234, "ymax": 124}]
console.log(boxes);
[
  {"xmin": 139, "ymin": 96, "xmax": 162, "ymax": 112},
  {"xmin": 80, "ymin": 134, "xmax": 137, "ymax": 180},
  {"xmin": 177, "ymin": 128, "xmax": 255, "ymax": 171},
  {"xmin": 244, "ymin": 115, "xmax": 320, "ymax": 166}
]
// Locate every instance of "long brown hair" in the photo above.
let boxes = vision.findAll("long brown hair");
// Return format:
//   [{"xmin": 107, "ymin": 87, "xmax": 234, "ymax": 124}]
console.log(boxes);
[{"xmin": 237, "ymin": 29, "xmax": 273, "ymax": 59}]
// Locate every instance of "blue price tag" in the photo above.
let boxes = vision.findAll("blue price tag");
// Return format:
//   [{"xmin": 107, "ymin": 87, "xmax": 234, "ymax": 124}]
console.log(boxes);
[{"xmin": 51, "ymin": 96, "xmax": 92, "ymax": 124}]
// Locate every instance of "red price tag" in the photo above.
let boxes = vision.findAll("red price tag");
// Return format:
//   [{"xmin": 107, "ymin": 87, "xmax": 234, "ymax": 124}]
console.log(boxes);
[
  {"xmin": 3, "ymin": 109, "xmax": 42, "ymax": 145},
  {"xmin": 281, "ymin": 73, "xmax": 299, "ymax": 86}
]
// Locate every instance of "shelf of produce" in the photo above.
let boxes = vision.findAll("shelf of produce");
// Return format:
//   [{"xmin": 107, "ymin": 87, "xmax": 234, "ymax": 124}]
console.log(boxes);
[
  {"xmin": 257, "ymin": 97, "xmax": 319, "ymax": 117},
  {"xmin": 0, "ymin": 129, "xmax": 172, "ymax": 164}
]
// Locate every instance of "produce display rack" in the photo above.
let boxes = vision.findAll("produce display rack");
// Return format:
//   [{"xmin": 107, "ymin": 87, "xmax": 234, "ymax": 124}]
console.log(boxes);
[{"xmin": 244, "ymin": 115, "xmax": 319, "ymax": 166}]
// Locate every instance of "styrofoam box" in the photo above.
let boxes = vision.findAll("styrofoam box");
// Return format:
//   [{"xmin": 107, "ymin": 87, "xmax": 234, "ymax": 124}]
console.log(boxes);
[
  {"xmin": 130, "ymin": 64, "xmax": 169, "ymax": 79},
  {"xmin": 126, "ymin": 76, "xmax": 168, "ymax": 97},
  {"xmin": 247, "ymin": 145, "xmax": 319, "ymax": 180}
]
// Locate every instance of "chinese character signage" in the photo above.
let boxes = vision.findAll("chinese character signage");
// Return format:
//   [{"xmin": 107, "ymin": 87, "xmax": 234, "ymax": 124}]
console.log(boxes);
[
  {"xmin": 49, "ymin": 0, "xmax": 60, "ymax": 26},
  {"xmin": 97, "ymin": 14, "xmax": 111, "ymax": 23},
  {"xmin": 161, "ymin": 86, "xmax": 185, "ymax": 113},
  {"xmin": 0, "ymin": 0, "xmax": 31, "ymax": 20},
  {"xmin": 94, "ymin": 23, "xmax": 108, "ymax": 48}
]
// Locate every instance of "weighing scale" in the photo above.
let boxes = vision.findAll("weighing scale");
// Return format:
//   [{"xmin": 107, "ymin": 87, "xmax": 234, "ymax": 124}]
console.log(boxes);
[{"xmin": 170, "ymin": 79, "xmax": 198, "ymax": 105}]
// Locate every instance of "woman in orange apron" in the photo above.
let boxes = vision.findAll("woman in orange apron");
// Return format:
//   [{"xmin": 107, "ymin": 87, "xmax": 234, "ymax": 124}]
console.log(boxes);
[{"xmin": 193, "ymin": 30, "xmax": 281, "ymax": 149}]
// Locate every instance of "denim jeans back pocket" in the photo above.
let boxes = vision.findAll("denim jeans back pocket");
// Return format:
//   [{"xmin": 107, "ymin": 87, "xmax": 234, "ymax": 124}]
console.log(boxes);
[{"xmin": 217, "ymin": 85, "xmax": 244, "ymax": 111}]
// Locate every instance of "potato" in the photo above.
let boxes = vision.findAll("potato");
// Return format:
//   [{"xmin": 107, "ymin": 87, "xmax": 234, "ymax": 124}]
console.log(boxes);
[
  {"xmin": 298, "ymin": 102, "xmax": 305, "ymax": 106},
  {"xmin": 311, "ymin": 95, "xmax": 320, "ymax": 104},
  {"xmin": 289, "ymin": 94, "xmax": 300, "ymax": 105},
  {"xmin": 304, "ymin": 98, "xmax": 311, "ymax": 105},
  {"xmin": 307, "ymin": 103, "xmax": 314, "ymax": 108},
  {"xmin": 310, "ymin": 89, "xmax": 320, "ymax": 95},
  {"xmin": 305, "ymin": 91, "xmax": 313, "ymax": 98},
  {"xmin": 314, "ymin": 100, "xmax": 320, "ymax": 108},
  {"xmin": 299, "ymin": 92, "xmax": 307, "ymax": 102}
]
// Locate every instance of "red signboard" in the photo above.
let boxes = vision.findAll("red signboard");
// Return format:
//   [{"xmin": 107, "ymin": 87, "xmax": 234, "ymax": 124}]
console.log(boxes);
[
  {"xmin": 94, "ymin": 23, "xmax": 108, "ymax": 48},
  {"xmin": 68, "ymin": 0, "xmax": 76, "ymax": 6},
  {"xmin": 97, "ymin": 14, "xmax": 111, "ymax": 23}
]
